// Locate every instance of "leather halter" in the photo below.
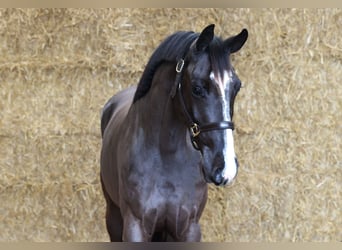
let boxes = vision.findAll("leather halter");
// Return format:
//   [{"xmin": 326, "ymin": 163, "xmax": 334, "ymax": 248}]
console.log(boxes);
[{"xmin": 171, "ymin": 58, "xmax": 235, "ymax": 150}]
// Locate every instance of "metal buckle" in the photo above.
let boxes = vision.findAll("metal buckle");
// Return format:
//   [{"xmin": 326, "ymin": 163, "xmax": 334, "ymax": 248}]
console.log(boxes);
[
  {"xmin": 190, "ymin": 123, "xmax": 200, "ymax": 137},
  {"xmin": 176, "ymin": 59, "xmax": 184, "ymax": 73}
]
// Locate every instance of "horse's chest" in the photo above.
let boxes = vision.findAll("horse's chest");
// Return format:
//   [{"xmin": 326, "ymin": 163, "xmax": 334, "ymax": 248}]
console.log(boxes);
[
  {"xmin": 140, "ymin": 197, "xmax": 202, "ymax": 239},
  {"xmin": 137, "ymin": 181, "xmax": 206, "ymax": 239},
  {"xmin": 122, "ymin": 150, "xmax": 206, "ymax": 238}
]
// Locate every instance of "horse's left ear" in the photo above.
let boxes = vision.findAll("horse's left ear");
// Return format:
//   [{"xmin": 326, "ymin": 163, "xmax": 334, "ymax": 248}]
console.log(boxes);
[
  {"xmin": 224, "ymin": 29, "xmax": 248, "ymax": 53},
  {"xmin": 196, "ymin": 24, "xmax": 215, "ymax": 52}
]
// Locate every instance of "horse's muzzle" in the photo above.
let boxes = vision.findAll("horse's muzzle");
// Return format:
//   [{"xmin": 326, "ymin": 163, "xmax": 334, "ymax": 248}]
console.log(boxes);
[
  {"xmin": 212, "ymin": 170, "xmax": 229, "ymax": 186},
  {"xmin": 212, "ymin": 157, "xmax": 239, "ymax": 186}
]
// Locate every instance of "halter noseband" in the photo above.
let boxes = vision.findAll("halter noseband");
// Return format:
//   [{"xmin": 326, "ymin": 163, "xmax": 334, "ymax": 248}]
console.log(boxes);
[{"xmin": 171, "ymin": 58, "xmax": 235, "ymax": 150}]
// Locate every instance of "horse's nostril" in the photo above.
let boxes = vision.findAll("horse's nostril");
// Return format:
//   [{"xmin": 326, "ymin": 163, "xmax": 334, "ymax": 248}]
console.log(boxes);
[
  {"xmin": 212, "ymin": 169, "xmax": 225, "ymax": 186},
  {"xmin": 213, "ymin": 175, "xmax": 229, "ymax": 186}
]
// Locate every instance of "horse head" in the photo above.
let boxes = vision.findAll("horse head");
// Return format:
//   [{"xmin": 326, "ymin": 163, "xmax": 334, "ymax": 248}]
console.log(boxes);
[{"xmin": 173, "ymin": 24, "xmax": 248, "ymax": 186}]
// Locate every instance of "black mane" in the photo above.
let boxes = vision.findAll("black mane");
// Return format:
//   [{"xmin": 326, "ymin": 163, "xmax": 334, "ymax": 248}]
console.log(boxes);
[{"xmin": 133, "ymin": 31, "xmax": 199, "ymax": 103}]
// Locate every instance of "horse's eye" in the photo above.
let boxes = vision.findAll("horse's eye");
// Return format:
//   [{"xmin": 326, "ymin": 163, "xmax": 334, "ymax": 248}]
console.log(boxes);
[{"xmin": 192, "ymin": 85, "xmax": 205, "ymax": 98}]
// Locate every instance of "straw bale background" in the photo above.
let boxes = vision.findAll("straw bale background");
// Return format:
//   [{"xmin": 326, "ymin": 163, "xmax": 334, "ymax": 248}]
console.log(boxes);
[{"xmin": 0, "ymin": 9, "xmax": 341, "ymax": 241}]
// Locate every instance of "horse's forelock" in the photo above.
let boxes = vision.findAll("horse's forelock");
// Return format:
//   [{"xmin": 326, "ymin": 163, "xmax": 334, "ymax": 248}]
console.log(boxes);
[{"xmin": 208, "ymin": 37, "xmax": 231, "ymax": 80}]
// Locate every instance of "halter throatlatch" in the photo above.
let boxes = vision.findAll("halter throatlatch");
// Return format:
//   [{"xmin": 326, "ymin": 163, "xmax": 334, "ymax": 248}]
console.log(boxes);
[{"xmin": 172, "ymin": 58, "xmax": 235, "ymax": 150}]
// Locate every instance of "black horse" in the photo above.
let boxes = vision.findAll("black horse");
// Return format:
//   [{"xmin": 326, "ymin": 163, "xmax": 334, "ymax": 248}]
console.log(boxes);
[{"xmin": 100, "ymin": 24, "xmax": 248, "ymax": 241}]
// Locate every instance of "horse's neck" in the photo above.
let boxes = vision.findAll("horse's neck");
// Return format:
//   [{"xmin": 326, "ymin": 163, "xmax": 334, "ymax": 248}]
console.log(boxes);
[{"xmin": 132, "ymin": 64, "xmax": 189, "ymax": 153}]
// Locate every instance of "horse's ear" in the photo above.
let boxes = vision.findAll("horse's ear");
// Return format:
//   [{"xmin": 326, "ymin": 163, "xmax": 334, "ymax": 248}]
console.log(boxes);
[
  {"xmin": 196, "ymin": 24, "xmax": 215, "ymax": 52},
  {"xmin": 224, "ymin": 29, "xmax": 248, "ymax": 53}
]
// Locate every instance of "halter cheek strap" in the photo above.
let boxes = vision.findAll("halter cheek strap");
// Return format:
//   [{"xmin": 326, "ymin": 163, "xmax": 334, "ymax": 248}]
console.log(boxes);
[{"xmin": 171, "ymin": 59, "xmax": 235, "ymax": 150}]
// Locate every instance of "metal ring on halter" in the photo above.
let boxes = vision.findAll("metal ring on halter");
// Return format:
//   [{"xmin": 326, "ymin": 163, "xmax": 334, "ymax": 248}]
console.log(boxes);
[
  {"xmin": 176, "ymin": 59, "xmax": 185, "ymax": 73},
  {"xmin": 190, "ymin": 123, "xmax": 201, "ymax": 137}
]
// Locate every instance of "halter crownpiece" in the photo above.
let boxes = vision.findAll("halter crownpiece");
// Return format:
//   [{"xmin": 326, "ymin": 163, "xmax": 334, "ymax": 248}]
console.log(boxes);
[{"xmin": 172, "ymin": 58, "xmax": 235, "ymax": 150}]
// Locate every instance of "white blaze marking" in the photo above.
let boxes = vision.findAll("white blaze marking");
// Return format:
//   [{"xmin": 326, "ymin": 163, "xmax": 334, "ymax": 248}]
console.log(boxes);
[
  {"xmin": 210, "ymin": 70, "xmax": 238, "ymax": 183},
  {"xmin": 222, "ymin": 129, "xmax": 237, "ymax": 181}
]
